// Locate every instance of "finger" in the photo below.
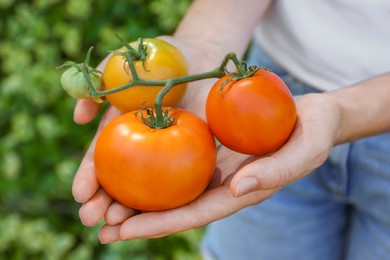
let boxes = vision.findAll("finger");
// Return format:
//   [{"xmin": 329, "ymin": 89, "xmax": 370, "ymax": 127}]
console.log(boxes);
[
  {"xmin": 79, "ymin": 188, "xmax": 113, "ymax": 226},
  {"xmin": 207, "ymin": 146, "xmax": 251, "ymax": 189},
  {"xmin": 230, "ymin": 156, "xmax": 287, "ymax": 197},
  {"xmin": 73, "ymin": 52, "xmax": 113, "ymax": 125},
  {"xmin": 72, "ymin": 135, "xmax": 99, "ymax": 203},
  {"xmin": 96, "ymin": 52, "xmax": 112, "ymax": 72},
  {"xmin": 229, "ymin": 128, "xmax": 304, "ymax": 197},
  {"xmin": 229, "ymin": 115, "xmax": 330, "ymax": 197},
  {"xmin": 119, "ymin": 185, "xmax": 275, "ymax": 240},
  {"xmin": 72, "ymin": 106, "xmax": 122, "ymax": 203},
  {"xmin": 100, "ymin": 222, "xmax": 165, "ymax": 243},
  {"xmin": 105, "ymin": 201, "xmax": 139, "ymax": 226},
  {"xmin": 73, "ymin": 99, "xmax": 102, "ymax": 125},
  {"xmin": 99, "ymin": 224, "xmax": 122, "ymax": 244}
]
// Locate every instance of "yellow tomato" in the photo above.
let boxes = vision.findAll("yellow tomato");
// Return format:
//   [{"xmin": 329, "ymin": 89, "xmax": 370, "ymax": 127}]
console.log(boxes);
[{"xmin": 102, "ymin": 38, "xmax": 188, "ymax": 113}]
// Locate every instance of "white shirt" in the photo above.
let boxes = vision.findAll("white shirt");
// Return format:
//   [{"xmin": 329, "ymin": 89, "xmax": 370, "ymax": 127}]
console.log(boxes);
[{"xmin": 255, "ymin": 0, "xmax": 390, "ymax": 91}]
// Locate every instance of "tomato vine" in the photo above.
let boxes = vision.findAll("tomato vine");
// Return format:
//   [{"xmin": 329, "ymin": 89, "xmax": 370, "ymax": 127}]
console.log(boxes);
[{"xmin": 59, "ymin": 37, "xmax": 265, "ymax": 129}]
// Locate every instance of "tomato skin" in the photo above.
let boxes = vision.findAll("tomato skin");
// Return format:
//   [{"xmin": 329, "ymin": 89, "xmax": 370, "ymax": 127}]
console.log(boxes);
[
  {"xmin": 94, "ymin": 109, "xmax": 216, "ymax": 211},
  {"xmin": 102, "ymin": 38, "xmax": 188, "ymax": 113},
  {"xmin": 206, "ymin": 69, "xmax": 297, "ymax": 155}
]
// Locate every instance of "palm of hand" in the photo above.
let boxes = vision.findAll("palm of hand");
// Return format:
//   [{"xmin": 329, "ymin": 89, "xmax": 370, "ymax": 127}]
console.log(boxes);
[{"xmin": 72, "ymin": 92, "xmax": 341, "ymax": 243}]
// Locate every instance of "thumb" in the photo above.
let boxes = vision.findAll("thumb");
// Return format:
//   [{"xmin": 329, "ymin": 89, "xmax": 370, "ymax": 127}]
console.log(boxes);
[
  {"xmin": 229, "ymin": 156, "xmax": 291, "ymax": 198},
  {"xmin": 73, "ymin": 99, "xmax": 102, "ymax": 124},
  {"xmin": 229, "ymin": 140, "xmax": 329, "ymax": 198}
]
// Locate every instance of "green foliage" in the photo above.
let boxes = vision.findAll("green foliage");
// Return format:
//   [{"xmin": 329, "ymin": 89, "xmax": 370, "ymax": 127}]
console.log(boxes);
[{"xmin": 0, "ymin": 0, "xmax": 203, "ymax": 259}]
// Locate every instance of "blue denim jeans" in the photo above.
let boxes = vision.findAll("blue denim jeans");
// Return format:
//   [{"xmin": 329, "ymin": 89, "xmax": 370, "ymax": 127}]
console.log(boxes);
[{"xmin": 200, "ymin": 43, "xmax": 390, "ymax": 260}]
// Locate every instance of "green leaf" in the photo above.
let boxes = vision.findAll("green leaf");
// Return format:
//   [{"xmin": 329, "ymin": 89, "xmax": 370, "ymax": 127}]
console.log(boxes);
[
  {"xmin": 1, "ymin": 150, "xmax": 21, "ymax": 181},
  {"xmin": 0, "ymin": 214, "xmax": 21, "ymax": 251},
  {"xmin": 0, "ymin": 0, "xmax": 199, "ymax": 258}
]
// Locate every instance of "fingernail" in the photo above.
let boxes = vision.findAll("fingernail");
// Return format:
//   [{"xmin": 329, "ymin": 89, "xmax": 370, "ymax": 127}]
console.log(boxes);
[{"xmin": 235, "ymin": 177, "xmax": 258, "ymax": 197}]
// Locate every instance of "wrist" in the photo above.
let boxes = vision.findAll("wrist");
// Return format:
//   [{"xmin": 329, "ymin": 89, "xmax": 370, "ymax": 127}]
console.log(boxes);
[
  {"xmin": 322, "ymin": 92, "xmax": 349, "ymax": 145},
  {"xmin": 324, "ymin": 73, "xmax": 390, "ymax": 144}
]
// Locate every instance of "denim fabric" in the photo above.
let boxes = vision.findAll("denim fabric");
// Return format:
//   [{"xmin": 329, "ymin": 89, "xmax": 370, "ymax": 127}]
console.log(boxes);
[{"xmin": 200, "ymin": 43, "xmax": 390, "ymax": 260}]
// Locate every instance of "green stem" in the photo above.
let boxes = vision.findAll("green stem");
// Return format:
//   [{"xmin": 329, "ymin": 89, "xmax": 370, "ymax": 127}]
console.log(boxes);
[
  {"xmin": 227, "ymin": 52, "xmax": 246, "ymax": 77},
  {"xmin": 88, "ymin": 67, "xmax": 226, "ymax": 98},
  {"xmin": 80, "ymin": 64, "xmax": 97, "ymax": 96},
  {"xmin": 115, "ymin": 33, "xmax": 142, "ymax": 60},
  {"xmin": 153, "ymin": 68, "xmax": 225, "ymax": 127},
  {"xmin": 124, "ymin": 51, "xmax": 139, "ymax": 81},
  {"xmin": 79, "ymin": 50, "xmax": 255, "ymax": 129},
  {"xmin": 84, "ymin": 46, "xmax": 93, "ymax": 65}
]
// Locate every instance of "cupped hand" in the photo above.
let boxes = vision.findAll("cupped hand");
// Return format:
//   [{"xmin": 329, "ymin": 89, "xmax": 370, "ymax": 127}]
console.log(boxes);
[
  {"xmin": 72, "ymin": 105, "xmax": 121, "ymax": 225},
  {"xmin": 71, "ymin": 36, "xmax": 224, "ymax": 226},
  {"xmin": 71, "ymin": 35, "xmax": 343, "ymax": 243},
  {"xmin": 74, "ymin": 92, "xmax": 343, "ymax": 243}
]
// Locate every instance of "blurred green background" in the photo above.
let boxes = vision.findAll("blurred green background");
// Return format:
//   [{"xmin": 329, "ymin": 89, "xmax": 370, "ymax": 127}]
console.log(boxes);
[{"xmin": 0, "ymin": 0, "xmax": 207, "ymax": 259}]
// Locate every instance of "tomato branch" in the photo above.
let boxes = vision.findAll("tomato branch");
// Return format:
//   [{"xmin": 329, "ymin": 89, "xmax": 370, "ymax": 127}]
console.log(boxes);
[
  {"xmin": 65, "ymin": 43, "xmax": 257, "ymax": 129},
  {"xmin": 86, "ymin": 52, "xmax": 243, "ymax": 99}
]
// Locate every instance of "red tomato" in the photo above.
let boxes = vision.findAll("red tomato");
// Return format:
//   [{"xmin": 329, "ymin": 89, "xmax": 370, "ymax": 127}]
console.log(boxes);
[
  {"xmin": 206, "ymin": 69, "xmax": 297, "ymax": 155},
  {"xmin": 102, "ymin": 38, "xmax": 188, "ymax": 113},
  {"xmin": 94, "ymin": 108, "xmax": 216, "ymax": 211}
]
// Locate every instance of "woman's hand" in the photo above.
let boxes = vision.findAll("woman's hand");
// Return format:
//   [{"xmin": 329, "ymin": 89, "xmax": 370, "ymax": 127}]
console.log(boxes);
[
  {"xmin": 73, "ymin": 92, "xmax": 343, "ymax": 243},
  {"xmin": 71, "ymin": 36, "xmax": 228, "ymax": 225}
]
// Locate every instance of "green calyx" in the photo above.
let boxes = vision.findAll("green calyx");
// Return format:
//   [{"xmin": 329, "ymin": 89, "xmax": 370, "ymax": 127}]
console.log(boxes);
[
  {"xmin": 228, "ymin": 63, "xmax": 260, "ymax": 81},
  {"xmin": 57, "ymin": 46, "xmax": 100, "ymax": 75},
  {"xmin": 113, "ymin": 35, "xmax": 149, "ymax": 75},
  {"xmin": 220, "ymin": 53, "xmax": 262, "ymax": 89},
  {"xmin": 135, "ymin": 106, "xmax": 175, "ymax": 129}
]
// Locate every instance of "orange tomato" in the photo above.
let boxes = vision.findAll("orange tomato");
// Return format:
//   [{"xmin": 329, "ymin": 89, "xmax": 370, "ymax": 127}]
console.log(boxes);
[
  {"xmin": 206, "ymin": 69, "xmax": 297, "ymax": 155},
  {"xmin": 102, "ymin": 38, "xmax": 188, "ymax": 113},
  {"xmin": 94, "ymin": 108, "xmax": 216, "ymax": 211}
]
